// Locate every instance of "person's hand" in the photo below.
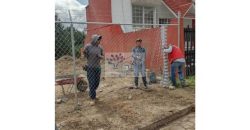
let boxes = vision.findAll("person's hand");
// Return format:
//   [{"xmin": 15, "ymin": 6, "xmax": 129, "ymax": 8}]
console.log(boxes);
[
  {"xmin": 163, "ymin": 45, "xmax": 167, "ymax": 49},
  {"xmin": 99, "ymin": 55, "xmax": 105, "ymax": 59},
  {"xmin": 96, "ymin": 54, "xmax": 103, "ymax": 59},
  {"xmin": 80, "ymin": 54, "xmax": 85, "ymax": 59},
  {"xmin": 164, "ymin": 44, "xmax": 172, "ymax": 49}
]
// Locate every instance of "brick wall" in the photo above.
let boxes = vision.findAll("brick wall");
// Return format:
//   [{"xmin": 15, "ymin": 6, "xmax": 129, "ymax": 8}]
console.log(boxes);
[{"xmin": 86, "ymin": 0, "xmax": 112, "ymax": 43}]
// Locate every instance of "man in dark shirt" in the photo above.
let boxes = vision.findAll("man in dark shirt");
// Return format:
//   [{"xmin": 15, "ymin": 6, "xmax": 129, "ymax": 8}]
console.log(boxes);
[{"xmin": 83, "ymin": 34, "xmax": 104, "ymax": 105}]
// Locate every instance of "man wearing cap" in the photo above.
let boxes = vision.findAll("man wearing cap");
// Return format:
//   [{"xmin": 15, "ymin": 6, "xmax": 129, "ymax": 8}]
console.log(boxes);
[
  {"xmin": 164, "ymin": 44, "xmax": 187, "ymax": 88},
  {"xmin": 83, "ymin": 34, "xmax": 104, "ymax": 105},
  {"xmin": 132, "ymin": 39, "xmax": 148, "ymax": 89}
]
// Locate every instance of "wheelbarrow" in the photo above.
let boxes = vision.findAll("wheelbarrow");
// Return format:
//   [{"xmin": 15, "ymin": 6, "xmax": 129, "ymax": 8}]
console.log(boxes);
[{"xmin": 55, "ymin": 74, "xmax": 88, "ymax": 102}]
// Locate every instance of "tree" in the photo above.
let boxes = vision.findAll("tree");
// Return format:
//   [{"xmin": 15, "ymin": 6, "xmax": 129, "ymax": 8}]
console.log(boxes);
[{"xmin": 55, "ymin": 14, "xmax": 85, "ymax": 60}]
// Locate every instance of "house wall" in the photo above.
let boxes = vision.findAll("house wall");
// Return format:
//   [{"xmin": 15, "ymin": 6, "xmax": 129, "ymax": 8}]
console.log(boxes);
[
  {"xmin": 167, "ymin": 18, "xmax": 185, "ymax": 52},
  {"xmin": 86, "ymin": 0, "xmax": 112, "ymax": 42},
  {"xmin": 85, "ymin": 0, "xmax": 189, "ymax": 73},
  {"xmin": 157, "ymin": 2, "xmax": 176, "ymax": 18},
  {"xmin": 110, "ymin": 0, "xmax": 179, "ymax": 25},
  {"xmin": 86, "ymin": 0, "xmax": 112, "ymax": 22},
  {"xmin": 189, "ymin": 4, "xmax": 195, "ymax": 14},
  {"xmin": 132, "ymin": 0, "xmax": 176, "ymax": 24},
  {"xmin": 184, "ymin": 19, "xmax": 192, "ymax": 28},
  {"xmin": 163, "ymin": 0, "xmax": 192, "ymax": 17},
  {"xmin": 111, "ymin": 0, "xmax": 133, "ymax": 32},
  {"xmin": 111, "ymin": 0, "xmax": 176, "ymax": 32},
  {"xmin": 192, "ymin": 19, "xmax": 195, "ymax": 28},
  {"xmin": 156, "ymin": 2, "xmax": 176, "ymax": 23},
  {"xmin": 111, "ymin": 0, "xmax": 132, "ymax": 24}
]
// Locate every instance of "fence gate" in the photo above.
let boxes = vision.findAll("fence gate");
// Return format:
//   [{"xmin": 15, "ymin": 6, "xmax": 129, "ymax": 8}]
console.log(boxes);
[{"xmin": 184, "ymin": 26, "xmax": 195, "ymax": 76}]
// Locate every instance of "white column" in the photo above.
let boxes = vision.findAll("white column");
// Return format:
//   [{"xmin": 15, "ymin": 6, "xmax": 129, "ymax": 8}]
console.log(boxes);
[
  {"xmin": 178, "ymin": 11, "xmax": 181, "ymax": 47},
  {"xmin": 160, "ymin": 26, "xmax": 170, "ymax": 88},
  {"xmin": 68, "ymin": 10, "xmax": 79, "ymax": 110}
]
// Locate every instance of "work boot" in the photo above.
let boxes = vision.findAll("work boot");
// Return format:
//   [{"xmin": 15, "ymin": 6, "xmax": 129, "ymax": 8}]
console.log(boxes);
[
  {"xmin": 134, "ymin": 77, "xmax": 139, "ymax": 89},
  {"xmin": 142, "ymin": 77, "xmax": 148, "ymax": 89}
]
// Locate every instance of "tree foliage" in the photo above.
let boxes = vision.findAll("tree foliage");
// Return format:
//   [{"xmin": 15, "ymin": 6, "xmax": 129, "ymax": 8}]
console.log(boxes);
[{"xmin": 55, "ymin": 14, "xmax": 85, "ymax": 60}]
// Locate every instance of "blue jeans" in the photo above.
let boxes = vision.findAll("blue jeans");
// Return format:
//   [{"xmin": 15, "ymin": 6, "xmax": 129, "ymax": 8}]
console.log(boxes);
[
  {"xmin": 87, "ymin": 67, "xmax": 101, "ymax": 99},
  {"xmin": 133, "ymin": 63, "xmax": 146, "ymax": 77},
  {"xmin": 171, "ymin": 62, "xmax": 185, "ymax": 86}
]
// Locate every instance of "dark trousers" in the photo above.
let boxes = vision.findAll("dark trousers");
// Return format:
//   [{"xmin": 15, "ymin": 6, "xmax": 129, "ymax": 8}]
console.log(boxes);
[
  {"xmin": 134, "ymin": 77, "xmax": 147, "ymax": 87},
  {"xmin": 171, "ymin": 62, "xmax": 185, "ymax": 86},
  {"xmin": 87, "ymin": 67, "xmax": 101, "ymax": 99}
]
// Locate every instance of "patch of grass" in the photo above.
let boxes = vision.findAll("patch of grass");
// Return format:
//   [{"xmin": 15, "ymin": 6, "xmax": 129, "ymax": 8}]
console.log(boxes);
[
  {"xmin": 186, "ymin": 76, "xmax": 195, "ymax": 88},
  {"xmin": 168, "ymin": 76, "xmax": 195, "ymax": 88}
]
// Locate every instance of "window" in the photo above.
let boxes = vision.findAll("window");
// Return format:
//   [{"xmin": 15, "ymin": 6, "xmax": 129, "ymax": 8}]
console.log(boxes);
[
  {"xmin": 132, "ymin": 6, "xmax": 143, "ymax": 27},
  {"xmin": 144, "ymin": 7, "xmax": 154, "ymax": 28},
  {"xmin": 132, "ymin": 5, "xmax": 155, "ymax": 29},
  {"xmin": 159, "ymin": 18, "xmax": 171, "ymax": 24}
]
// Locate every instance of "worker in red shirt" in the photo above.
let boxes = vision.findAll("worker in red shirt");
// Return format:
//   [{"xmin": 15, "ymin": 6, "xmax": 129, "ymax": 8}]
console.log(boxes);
[{"xmin": 164, "ymin": 44, "xmax": 187, "ymax": 88}]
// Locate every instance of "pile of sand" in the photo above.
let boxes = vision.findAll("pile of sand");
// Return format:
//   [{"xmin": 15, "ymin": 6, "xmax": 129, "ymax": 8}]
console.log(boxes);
[{"xmin": 56, "ymin": 55, "xmax": 89, "ymax": 77}]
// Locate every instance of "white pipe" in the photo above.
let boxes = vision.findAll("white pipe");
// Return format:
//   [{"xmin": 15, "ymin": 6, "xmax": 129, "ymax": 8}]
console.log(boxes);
[
  {"xmin": 68, "ymin": 10, "xmax": 79, "ymax": 110},
  {"xmin": 55, "ymin": 21, "xmax": 179, "ymax": 26},
  {"xmin": 178, "ymin": 11, "xmax": 181, "ymax": 48}
]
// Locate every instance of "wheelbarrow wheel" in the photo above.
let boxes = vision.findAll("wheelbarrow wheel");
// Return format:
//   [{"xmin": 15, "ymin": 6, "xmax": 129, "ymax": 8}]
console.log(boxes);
[{"xmin": 77, "ymin": 79, "xmax": 88, "ymax": 92}]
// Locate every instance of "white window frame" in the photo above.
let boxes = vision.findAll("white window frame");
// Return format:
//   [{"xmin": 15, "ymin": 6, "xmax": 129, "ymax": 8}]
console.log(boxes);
[
  {"xmin": 159, "ymin": 18, "xmax": 171, "ymax": 24},
  {"xmin": 132, "ymin": 5, "xmax": 156, "ymax": 29}
]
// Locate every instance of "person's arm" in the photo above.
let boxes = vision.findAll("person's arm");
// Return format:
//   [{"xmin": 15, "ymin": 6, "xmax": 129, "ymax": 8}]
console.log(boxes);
[
  {"xmin": 132, "ymin": 48, "xmax": 136, "ymax": 59},
  {"xmin": 98, "ymin": 47, "xmax": 105, "ymax": 59},
  {"xmin": 80, "ymin": 47, "xmax": 84, "ymax": 59},
  {"xmin": 142, "ymin": 48, "xmax": 146, "ymax": 63},
  {"xmin": 83, "ymin": 45, "xmax": 89, "ymax": 59},
  {"xmin": 163, "ymin": 45, "xmax": 172, "ymax": 53},
  {"xmin": 131, "ymin": 48, "xmax": 136, "ymax": 64}
]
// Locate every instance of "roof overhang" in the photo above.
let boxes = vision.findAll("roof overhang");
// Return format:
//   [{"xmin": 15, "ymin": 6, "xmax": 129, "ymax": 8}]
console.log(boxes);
[
  {"xmin": 161, "ymin": 0, "xmax": 178, "ymax": 18},
  {"xmin": 183, "ymin": 3, "xmax": 195, "ymax": 18}
]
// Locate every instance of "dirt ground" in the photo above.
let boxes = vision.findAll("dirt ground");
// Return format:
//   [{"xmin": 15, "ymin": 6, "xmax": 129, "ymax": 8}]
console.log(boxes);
[
  {"xmin": 55, "ymin": 56, "xmax": 195, "ymax": 130},
  {"xmin": 160, "ymin": 113, "xmax": 195, "ymax": 130},
  {"xmin": 55, "ymin": 55, "xmax": 88, "ymax": 77},
  {"xmin": 55, "ymin": 77, "xmax": 194, "ymax": 130}
]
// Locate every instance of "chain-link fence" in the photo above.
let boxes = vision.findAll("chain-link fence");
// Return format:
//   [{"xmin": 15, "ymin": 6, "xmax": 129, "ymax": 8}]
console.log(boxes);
[{"xmin": 55, "ymin": 10, "xmax": 179, "ymax": 109}]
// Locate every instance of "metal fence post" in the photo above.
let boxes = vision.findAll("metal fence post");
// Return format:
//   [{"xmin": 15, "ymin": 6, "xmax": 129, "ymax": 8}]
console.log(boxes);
[
  {"xmin": 178, "ymin": 11, "xmax": 181, "ymax": 48},
  {"xmin": 68, "ymin": 10, "xmax": 79, "ymax": 110},
  {"xmin": 161, "ymin": 25, "xmax": 170, "ymax": 88}
]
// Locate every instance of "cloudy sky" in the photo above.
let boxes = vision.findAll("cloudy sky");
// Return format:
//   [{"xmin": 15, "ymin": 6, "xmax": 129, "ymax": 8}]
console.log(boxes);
[
  {"xmin": 55, "ymin": 0, "xmax": 88, "ymax": 22},
  {"xmin": 77, "ymin": 0, "xmax": 88, "ymax": 5},
  {"xmin": 55, "ymin": 0, "xmax": 88, "ymax": 31}
]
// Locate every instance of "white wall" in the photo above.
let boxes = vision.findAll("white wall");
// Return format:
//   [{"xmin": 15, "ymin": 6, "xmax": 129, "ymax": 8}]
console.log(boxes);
[
  {"xmin": 183, "ymin": 4, "xmax": 195, "ymax": 28},
  {"xmin": 132, "ymin": 0, "xmax": 176, "ymax": 22},
  {"xmin": 111, "ymin": 0, "xmax": 177, "ymax": 32},
  {"xmin": 111, "ymin": 0, "xmax": 133, "ymax": 32},
  {"xmin": 184, "ymin": 19, "xmax": 192, "ymax": 28},
  {"xmin": 189, "ymin": 4, "xmax": 195, "ymax": 14},
  {"xmin": 156, "ymin": 2, "xmax": 175, "ymax": 24}
]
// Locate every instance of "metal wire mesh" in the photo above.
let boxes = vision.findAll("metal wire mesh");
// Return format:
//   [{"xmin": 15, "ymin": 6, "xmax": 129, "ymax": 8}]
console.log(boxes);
[{"xmin": 55, "ymin": 11, "xmax": 176, "ymax": 109}]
